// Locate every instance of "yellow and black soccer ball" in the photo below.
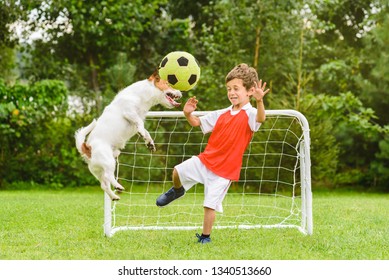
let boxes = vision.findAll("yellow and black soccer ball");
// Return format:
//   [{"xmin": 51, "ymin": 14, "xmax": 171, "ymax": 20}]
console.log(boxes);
[{"xmin": 159, "ymin": 51, "xmax": 200, "ymax": 91}]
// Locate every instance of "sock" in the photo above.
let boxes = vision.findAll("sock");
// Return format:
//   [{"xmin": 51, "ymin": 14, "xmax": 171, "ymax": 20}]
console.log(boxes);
[{"xmin": 201, "ymin": 234, "xmax": 210, "ymax": 239}]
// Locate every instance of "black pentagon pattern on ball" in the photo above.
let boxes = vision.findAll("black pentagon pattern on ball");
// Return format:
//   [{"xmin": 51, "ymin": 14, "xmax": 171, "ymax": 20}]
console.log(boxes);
[
  {"xmin": 160, "ymin": 57, "xmax": 168, "ymax": 67},
  {"xmin": 177, "ymin": 56, "xmax": 189, "ymax": 66},
  {"xmin": 167, "ymin": 74, "xmax": 178, "ymax": 85},
  {"xmin": 188, "ymin": 74, "xmax": 197, "ymax": 85}
]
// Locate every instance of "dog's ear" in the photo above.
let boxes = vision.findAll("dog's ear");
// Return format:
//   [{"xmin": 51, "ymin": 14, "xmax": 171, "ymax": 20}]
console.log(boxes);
[{"xmin": 148, "ymin": 69, "xmax": 161, "ymax": 82}]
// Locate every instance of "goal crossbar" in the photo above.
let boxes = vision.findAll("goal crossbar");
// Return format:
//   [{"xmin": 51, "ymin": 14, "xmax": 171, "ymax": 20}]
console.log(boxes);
[{"xmin": 104, "ymin": 109, "xmax": 313, "ymax": 237}]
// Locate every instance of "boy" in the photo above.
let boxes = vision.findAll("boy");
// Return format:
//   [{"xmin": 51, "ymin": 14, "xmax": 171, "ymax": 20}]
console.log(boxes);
[{"xmin": 156, "ymin": 63, "xmax": 269, "ymax": 243}]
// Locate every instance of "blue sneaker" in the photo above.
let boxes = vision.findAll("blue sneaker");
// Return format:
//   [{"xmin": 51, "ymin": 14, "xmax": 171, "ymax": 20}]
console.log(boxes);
[
  {"xmin": 156, "ymin": 186, "xmax": 185, "ymax": 207},
  {"xmin": 196, "ymin": 233, "xmax": 211, "ymax": 244}
]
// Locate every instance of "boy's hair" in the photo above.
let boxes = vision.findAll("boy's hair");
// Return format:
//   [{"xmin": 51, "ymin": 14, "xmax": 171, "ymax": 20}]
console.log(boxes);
[{"xmin": 225, "ymin": 63, "xmax": 259, "ymax": 90}]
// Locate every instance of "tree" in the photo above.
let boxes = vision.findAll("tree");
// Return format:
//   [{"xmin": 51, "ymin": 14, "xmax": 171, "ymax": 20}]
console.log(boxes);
[
  {"xmin": 307, "ymin": 0, "xmax": 374, "ymax": 95},
  {"xmin": 19, "ymin": 1, "xmax": 167, "ymax": 88},
  {"xmin": 195, "ymin": 0, "xmax": 306, "ymax": 110},
  {"xmin": 17, "ymin": 0, "xmax": 200, "ymax": 112},
  {"xmin": 0, "ymin": 0, "xmax": 24, "ymax": 48},
  {"xmin": 0, "ymin": 0, "xmax": 30, "ymax": 83},
  {"xmin": 358, "ymin": 3, "xmax": 389, "ymax": 125}
]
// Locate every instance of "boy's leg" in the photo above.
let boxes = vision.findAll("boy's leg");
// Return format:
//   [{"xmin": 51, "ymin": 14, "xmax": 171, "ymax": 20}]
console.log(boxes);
[
  {"xmin": 202, "ymin": 207, "xmax": 216, "ymax": 235},
  {"xmin": 172, "ymin": 168, "xmax": 182, "ymax": 188},
  {"xmin": 196, "ymin": 175, "xmax": 231, "ymax": 243},
  {"xmin": 157, "ymin": 157, "xmax": 206, "ymax": 207},
  {"xmin": 156, "ymin": 167, "xmax": 186, "ymax": 207},
  {"xmin": 196, "ymin": 207, "xmax": 214, "ymax": 244}
]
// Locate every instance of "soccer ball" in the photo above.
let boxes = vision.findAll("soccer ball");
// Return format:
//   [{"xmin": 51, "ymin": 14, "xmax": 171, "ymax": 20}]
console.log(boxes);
[{"xmin": 158, "ymin": 51, "xmax": 200, "ymax": 91}]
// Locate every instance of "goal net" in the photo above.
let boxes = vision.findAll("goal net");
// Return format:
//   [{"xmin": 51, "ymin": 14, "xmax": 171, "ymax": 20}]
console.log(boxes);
[{"xmin": 104, "ymin": 110, "xmax": 312, "ymax": 237}]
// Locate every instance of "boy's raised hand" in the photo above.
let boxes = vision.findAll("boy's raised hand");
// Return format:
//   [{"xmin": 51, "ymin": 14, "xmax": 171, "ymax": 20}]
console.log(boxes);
[
  {"xmin": 183, "ymin": 96, "xmax": 198, "ymax": 116},
  {"xmin": 253, "ymin": 80, "xmax": 270, "ymax": 102}
]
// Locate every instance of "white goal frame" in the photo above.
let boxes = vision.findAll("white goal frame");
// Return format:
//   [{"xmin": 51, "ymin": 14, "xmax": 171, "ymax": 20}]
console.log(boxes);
[{"xmin": 104, "ymin": 109, "xmax": 313, "ymax": 237}]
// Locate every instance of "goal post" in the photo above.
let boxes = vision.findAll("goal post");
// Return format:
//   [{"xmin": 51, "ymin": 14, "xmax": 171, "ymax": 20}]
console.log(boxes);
[{"xmin": 104, "ymin": 109, "xmax": 313, "ymax": 237}]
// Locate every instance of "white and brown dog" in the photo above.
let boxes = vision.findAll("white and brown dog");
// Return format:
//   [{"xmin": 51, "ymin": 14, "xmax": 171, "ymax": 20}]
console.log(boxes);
[{"xmin": 75, "ymin": 72, "xmax": 182, "ymax": 200}]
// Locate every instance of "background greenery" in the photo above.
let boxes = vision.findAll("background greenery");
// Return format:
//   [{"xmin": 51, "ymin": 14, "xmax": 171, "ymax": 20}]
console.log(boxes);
[{"xmin": 1, "ymin": 0, "xmax": 388, "ymax": 191}]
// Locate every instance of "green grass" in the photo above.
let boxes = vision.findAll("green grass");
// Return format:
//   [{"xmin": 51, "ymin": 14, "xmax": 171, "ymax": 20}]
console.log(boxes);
[{"xmin": 0, "ymin": 188, "xmax": 388, "ymax": 260}]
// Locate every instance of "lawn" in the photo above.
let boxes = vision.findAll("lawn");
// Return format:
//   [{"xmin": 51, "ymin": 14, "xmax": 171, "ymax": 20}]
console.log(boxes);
[{"xmin": 0, "ymin": 188, "xmax": 388, "ymax": 260}]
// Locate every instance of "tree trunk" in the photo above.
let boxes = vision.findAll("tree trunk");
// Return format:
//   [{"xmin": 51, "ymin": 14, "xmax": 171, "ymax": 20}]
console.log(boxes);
[{"xmin": 89, "ymin": 54, "xmax": 102, "ymax": 113}]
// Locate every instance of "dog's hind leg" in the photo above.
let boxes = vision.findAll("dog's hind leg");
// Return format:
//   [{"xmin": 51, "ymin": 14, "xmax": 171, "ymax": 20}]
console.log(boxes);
[
  {"xmin": 89, "ymin": 163, "xmax": 119, "ymax": 200},
  {"xmin": 101, "ymin": 179, "xmax": 120, "ymax": 201},
  {"xmin": 102, "ymin": 156, "xmax": 125, "ymax": 192},
  {"xmin": 106, "ymin": 173, "xmax": 125, "ymax": 192}
]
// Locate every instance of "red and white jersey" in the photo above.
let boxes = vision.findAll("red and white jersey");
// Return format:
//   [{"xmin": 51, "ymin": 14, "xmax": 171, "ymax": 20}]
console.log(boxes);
[{"xmin": 198, "ymin": 103, "xmax": 261, "ymax": 181}]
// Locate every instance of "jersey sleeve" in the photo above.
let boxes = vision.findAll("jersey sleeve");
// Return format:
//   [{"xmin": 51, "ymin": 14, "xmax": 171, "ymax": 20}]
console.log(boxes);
[
  {"xmin": 199, "ymin": 108, "xmax": 229, "ymax": 134},
  {"xmin": 247, "ymin": 107, "xmax": 262, "ymax": 132}
]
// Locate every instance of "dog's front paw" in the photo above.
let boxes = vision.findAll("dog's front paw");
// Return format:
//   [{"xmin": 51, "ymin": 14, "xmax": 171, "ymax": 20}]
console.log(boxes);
[{"xmin": 147, "ymin": 142, "xmax": 156, "ymax": 152}]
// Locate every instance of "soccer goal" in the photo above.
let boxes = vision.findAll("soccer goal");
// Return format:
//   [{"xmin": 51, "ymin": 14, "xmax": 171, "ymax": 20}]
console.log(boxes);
[{"xmin": 104, "ymin": 109, "xmax": 312, "ymax": 237}]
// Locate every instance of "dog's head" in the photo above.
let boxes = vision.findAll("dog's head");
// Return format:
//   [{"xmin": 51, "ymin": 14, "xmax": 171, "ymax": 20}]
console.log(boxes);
[{"xmin": 148, "ymin": 71, "xmax": 182, "ymax": 108}]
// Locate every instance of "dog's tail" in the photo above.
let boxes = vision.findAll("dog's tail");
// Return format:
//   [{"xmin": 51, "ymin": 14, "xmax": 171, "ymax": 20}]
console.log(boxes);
[{"xmin": 75, "ymin": 119, "xmax": 97, "ymax": 160}]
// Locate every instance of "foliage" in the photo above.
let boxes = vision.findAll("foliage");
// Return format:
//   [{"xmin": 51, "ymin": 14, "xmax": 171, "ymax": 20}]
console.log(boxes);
[
  {"xmin": 0, "ymin": 0, "xmax": 26, "ymax": 48},
  {"xmin": 105, "ymin": 52, "xmax": 136, "ymax": 93},
  {"xmin": 0, "ymin": 79, "xmax": 94, "ymax": 189},
  {"xmin": 358, "ymin": 6, "xmax": 389, "ymax": 125},
  {"xmin": 372, "ymin": 134, "xmax": 389, "ymax": 189},
  {"xmin": 0, "ymin": 0, "xmax": 389, "ymax": 191},
  {"xmin": 197, "ymin": 0, "xmax": 306, "ymax": 110},
  {"xmin": 302, "ymin": 92, "xmax": 388, "ymax": 189},
  {"xmin": 0, "ymin": 0, "xmax": 28, "ymax": 83},
  {"xmin": 0, "ymin": 46, "xmax": 17, "ymax": 83},
  {"xmin": 18, "ymin": 0, "xmax": 164, "ymax": 84},
  {"xmin": 300, "ymin": 94, "xmax": 340, "ymax": 185}
]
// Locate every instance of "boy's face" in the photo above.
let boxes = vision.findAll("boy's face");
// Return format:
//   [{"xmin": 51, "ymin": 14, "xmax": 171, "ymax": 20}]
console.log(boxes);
[{"xmin": 226, "ymin": 78, "xmax": 253, "ymax": 110}]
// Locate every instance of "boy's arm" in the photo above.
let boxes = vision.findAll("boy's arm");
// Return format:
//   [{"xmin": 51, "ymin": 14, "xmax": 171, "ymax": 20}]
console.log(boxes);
[
  {"xmin": 252, "ymin": 80, "xmax": 269, "ymax": 123},
  {"xmin": 256, "ymin": 99, "xmax": 266, "ymax": 123},
  {"xmin": 183, "ymin": 96, "xmax": 201, "ymax": 127}
]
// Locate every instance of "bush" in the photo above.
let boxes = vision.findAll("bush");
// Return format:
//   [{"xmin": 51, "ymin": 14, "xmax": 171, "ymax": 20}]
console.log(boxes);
[
  {"xmin": 301, "ymin": 92, "xmax": 389, "ymax": 190},
  {"xmin": 0, "ymin": 79, "xmax": 95, "ymax": 189}
]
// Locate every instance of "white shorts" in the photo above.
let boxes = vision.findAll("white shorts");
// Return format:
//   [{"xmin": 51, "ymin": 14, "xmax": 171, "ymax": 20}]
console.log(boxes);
[{"xmin": 174, "ymin": 156, "xmax": 231, "ymax": 213}]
